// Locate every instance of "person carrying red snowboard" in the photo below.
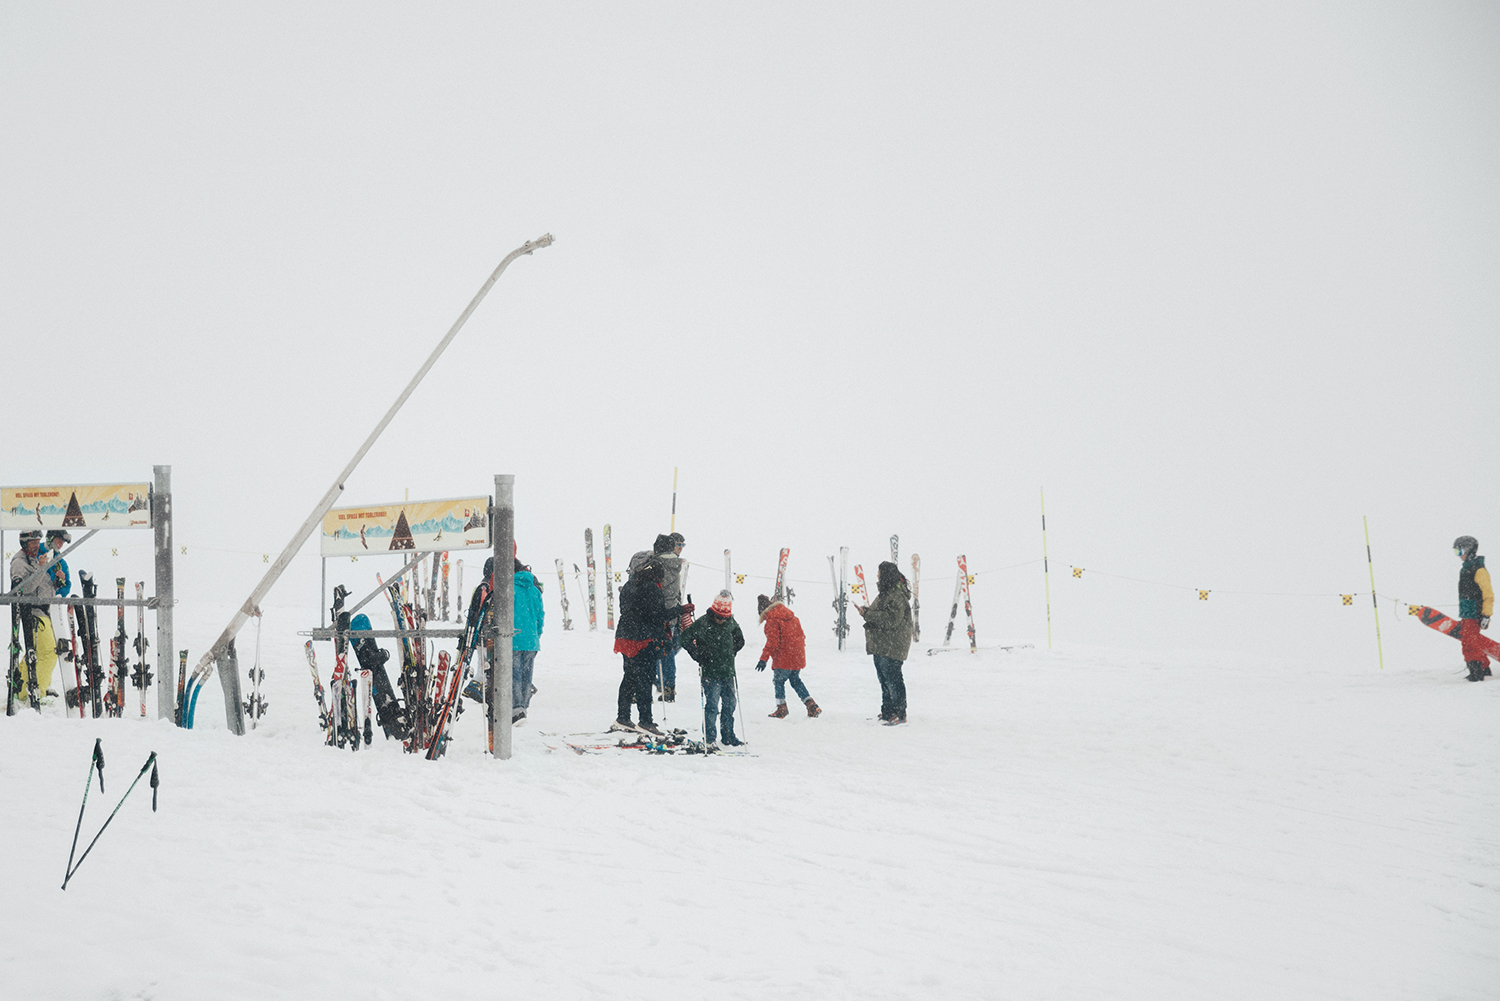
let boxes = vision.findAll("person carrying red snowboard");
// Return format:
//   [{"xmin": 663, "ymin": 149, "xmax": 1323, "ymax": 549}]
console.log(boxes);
[
  {"xmin": 1455, "ymin": 535, "xmax": 1493, "ymax": 682},
  {"xmin": 755, "ymin": 594, "xmax": 820, "ymax": 718}
]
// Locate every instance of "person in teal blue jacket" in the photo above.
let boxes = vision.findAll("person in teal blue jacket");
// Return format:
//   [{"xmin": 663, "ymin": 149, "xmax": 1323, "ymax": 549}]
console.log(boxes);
[{"xmin": 512, "ymin": 558, "xmax": 545, "ymax": 721}]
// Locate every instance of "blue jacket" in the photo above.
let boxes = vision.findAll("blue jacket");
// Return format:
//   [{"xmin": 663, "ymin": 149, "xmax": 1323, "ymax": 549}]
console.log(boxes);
[
  {"xmin": 48, "ymin": 556, "xmax": 71, "ymax": 596},
  {"xmin": 514, "ymin": 570, "xmax": 544, "ymax": 652}
]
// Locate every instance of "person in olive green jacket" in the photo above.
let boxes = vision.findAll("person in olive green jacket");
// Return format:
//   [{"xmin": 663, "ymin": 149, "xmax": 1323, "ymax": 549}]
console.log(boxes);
[
  {"xmin": 855, "ymin": 561, "xmax": 913, "ymax": 724},
  {"xmin": 681, "ymin": 590, "xmax": 746, "ymax": 745}
]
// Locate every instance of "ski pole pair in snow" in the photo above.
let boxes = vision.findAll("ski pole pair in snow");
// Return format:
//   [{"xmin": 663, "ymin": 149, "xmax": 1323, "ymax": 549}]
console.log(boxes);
[{"xmin": 62, "ymin": 738, "xmax": 158, "ymax": 890}]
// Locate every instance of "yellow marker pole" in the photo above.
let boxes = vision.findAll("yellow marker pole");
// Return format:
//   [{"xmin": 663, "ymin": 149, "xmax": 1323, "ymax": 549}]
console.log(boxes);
[
  {"xmin": 670, "ymin": 467, "xmax": 678, "ymax": 533},
  {"xmin": 1041, "ymin": 487, "xmax": 1052, "ymax": 649},
  {"xmin": 1364, "ymin": 516, "xmax": 1384, "ymax": 670}
]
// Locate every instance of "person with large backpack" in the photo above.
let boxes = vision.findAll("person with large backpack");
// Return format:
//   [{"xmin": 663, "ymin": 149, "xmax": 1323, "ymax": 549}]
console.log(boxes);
[{"xmin": 611, "ymin": 557, "xmax": 684, "ymax": 736}]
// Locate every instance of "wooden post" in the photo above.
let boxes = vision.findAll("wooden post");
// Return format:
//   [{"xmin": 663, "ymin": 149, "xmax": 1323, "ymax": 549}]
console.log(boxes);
[
  {"xmin": 217, "ymin": 638, "xmax": 246, "ymax": 735},
  {"xmin": 490, "ymin": 475, "xmax": 515, "ymax": 760},
  {"xmin": 152, "ymin": 465, "xmax": 175, "ymax": 720}
]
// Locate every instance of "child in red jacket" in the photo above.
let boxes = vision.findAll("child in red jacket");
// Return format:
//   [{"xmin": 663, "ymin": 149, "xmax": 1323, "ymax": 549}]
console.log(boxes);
[{"xmin": 755, "ymin": 594, "xmax": 821, "ymax": 718}]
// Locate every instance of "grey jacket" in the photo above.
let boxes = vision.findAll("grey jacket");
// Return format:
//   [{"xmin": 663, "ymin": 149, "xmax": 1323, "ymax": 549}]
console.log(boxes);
[{"xmin": 8, "ymin": 549, "xmax": 52, "ymax": 602}]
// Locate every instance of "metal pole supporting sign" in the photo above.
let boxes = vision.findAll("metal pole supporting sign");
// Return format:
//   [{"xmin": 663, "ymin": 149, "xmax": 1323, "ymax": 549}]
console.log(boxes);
[{"xmin": 186, "ymin": 236, "xmax": 553, "ymax": 733}]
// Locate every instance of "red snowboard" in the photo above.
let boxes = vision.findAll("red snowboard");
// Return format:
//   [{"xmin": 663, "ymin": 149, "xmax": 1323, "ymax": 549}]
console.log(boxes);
[{"xmin": 1411, "ymin": 605, "xmax": 1500, "ymax": 663}]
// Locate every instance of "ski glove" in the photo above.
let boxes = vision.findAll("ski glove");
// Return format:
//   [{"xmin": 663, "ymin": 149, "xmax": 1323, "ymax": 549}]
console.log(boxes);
[{"xmin": 755, "ymin": 659, "xmax": 767, "ymax": 672}]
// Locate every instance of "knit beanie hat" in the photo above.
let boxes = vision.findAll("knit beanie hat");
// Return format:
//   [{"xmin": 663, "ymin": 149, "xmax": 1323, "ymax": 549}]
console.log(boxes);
[
  {"xmin": 653, "ymin": 534, "xmax": 675, "ymax": 555},
  {"xmin": 711, "ymin": 590, "xmax": 733, "ymax": 617},
  {"xmin": 756, "ymin": 594, "xmax": 771, "ymax": 615}
]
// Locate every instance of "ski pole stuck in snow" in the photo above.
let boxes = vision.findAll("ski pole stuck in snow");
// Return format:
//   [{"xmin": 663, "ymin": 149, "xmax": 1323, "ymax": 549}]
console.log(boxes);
[{"xmin": 62, "ymin": 742, "xmax": 158, "ymax": 891}]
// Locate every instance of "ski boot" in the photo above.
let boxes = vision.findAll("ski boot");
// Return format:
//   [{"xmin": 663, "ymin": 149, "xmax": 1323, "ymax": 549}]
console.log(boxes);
[
  {"xmin": 721, "ymin": 728, "xmax": 744, "ymax": 747},
  {"xmin": 804, "ymin": 698, "xmax": 821, "ymax": 717},
  {"xmin": 768, "ymin": 703, "xmax": 789, "ymax": 718},
  {"xmin": 1467, "ymin": 661, "xmax": 1487, "ymax": 682}
]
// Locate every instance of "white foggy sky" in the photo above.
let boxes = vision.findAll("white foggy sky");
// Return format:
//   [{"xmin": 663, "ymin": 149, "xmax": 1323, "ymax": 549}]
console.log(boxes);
[{"xmin": 2, "ymin": 2, "xmax": 1497, "ymax": 663}]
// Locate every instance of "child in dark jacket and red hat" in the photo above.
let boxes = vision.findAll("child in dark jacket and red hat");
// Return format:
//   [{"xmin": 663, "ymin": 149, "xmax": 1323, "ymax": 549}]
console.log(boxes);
[
  {"xmin": 681, "ymin": 590, "xmax": 745, "ymax": 746},
  {"xmin": 755, "ymin": 594, "xmax": 820, "ymax": 718}
]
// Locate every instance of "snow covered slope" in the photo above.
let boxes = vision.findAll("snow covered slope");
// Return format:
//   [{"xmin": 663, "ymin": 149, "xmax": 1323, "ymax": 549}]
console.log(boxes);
[{"xmin": 2, "ymin": 625, "xmax": 1496, "ymax": 1000}]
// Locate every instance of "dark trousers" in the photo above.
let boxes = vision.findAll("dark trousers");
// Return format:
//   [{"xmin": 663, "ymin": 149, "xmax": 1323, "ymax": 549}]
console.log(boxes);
[
  {"xmin": 873, "ymin": 654, "xmax": 906, "ymax": 718},
  {"xmin": 617, "ymin": 651, "xmax": 656, "ymax": 725}
]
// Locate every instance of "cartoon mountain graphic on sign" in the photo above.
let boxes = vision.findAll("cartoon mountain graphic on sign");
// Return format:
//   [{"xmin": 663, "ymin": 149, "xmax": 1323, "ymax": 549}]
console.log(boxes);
[
  {"xmin": 63, "ymin": 493, "xmax": 86, "ymax": 528},
  {"xmin": 389, "ymin": 511, "xmax": 416, "ymax": 550}
]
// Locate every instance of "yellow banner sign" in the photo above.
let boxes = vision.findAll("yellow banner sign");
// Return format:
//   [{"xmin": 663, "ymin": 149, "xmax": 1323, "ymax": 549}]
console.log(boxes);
[
  {"xmin": 2, "ymin": 483, "xmax": 151, "ymax": 531},
  {"xmin": 321, "ymin": 496, "xmax": 490, "ymax": 557}
]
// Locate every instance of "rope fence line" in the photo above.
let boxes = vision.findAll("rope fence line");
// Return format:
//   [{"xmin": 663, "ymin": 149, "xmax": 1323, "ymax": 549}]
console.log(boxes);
[{"xmin": 6, "ymin": 545, "xmax": 1460, "ymax": 613}]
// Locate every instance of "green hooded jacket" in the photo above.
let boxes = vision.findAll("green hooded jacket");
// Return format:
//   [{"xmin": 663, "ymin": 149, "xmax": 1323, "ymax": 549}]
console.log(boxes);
[
  {"xmin": 863, "ymin": 583, "xmax": 913, "ymax": 661},
  {"xmin": 681, "ymin": 612, "xmax": 745, "ymax": 680}
]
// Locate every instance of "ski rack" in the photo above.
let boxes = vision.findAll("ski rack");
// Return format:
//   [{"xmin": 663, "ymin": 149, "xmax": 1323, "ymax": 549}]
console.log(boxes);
[
  {"xmin": 305, "ymin": 540, "xmax": 474, "ymax": 644},
  {"xmin": 2, "ymin": 466, "xmax": 177, "ymax": 723},
  {"xmin": 299, "ymin": 477, "xmax": 517, "ymax": 761}
]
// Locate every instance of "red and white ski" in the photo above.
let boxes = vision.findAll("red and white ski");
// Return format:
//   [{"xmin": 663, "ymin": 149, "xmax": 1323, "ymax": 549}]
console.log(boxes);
[
  {"xmin": 958, "ymin": 555, "xmax": 977, "ymax": 653},
  {"xmin": 854, "ymin": 564, "xmax": 870, "ymax": 609}
]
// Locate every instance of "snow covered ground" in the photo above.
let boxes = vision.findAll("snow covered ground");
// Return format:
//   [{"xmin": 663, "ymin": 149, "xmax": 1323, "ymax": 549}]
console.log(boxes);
[{"xmin": 2, "ymin": 611, "xmax": 1497, "ymax": 1000}]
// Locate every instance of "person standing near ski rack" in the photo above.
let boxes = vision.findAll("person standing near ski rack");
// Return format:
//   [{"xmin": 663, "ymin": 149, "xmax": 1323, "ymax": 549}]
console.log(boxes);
[
  {"xmin": 1454, "ymin": 536, "xmax": 1494, "ymax": 682},
  {"xmin": 755, "ymin": 594, "xmax": 820, "ymax": 718},
  {"xmin": 611, "ymin": 557, "xmax": 682, "ymax": 736},
  {"xmin": 44, "ymin": 530, "xmax": 78, "ymax": 709},
  {"xmin": 652, "ymin": 532, "xmax": 687, "ymax": 702},
  {"xmin": 854, "ymin": 561, "xmax": 913, "ymax": 724},
  {"xmin": 682, "ymin": 590, "xmax": 746, "ymax": 747},
  {"xmin": 9, "ymin": 530, "xmax": 58, "ymax": 703},
  {"xmin": 511, "ymin": 557, "xmax": 545, "ymax": 722}
]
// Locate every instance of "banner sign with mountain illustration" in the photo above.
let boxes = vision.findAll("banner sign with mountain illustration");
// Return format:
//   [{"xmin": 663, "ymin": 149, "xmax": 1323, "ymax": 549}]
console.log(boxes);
[
  {"xmin": 320, "ymin": 496, "xmax": 490, "ymax": 557},
  {"xmin": 1, "ymin": 483, "xmax": 152, "ymax": 531}
]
